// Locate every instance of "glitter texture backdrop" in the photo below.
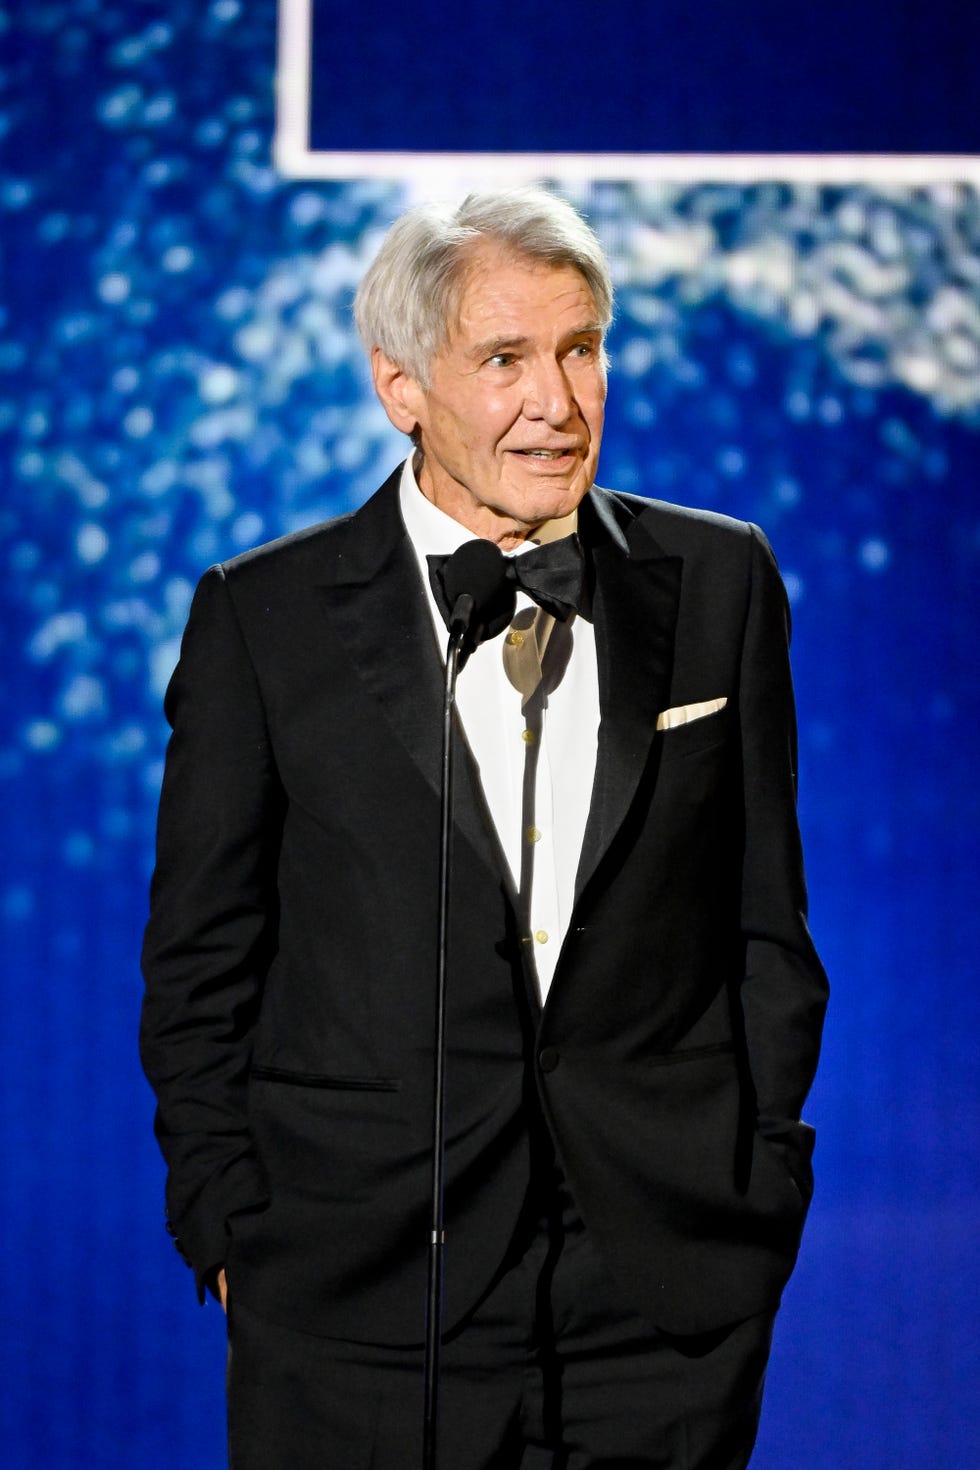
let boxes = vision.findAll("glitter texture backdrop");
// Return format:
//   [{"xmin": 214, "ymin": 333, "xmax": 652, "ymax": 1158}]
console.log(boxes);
[{"xmin": 1, "ymin": 3, "xmax": 978, "ymax": 1466}]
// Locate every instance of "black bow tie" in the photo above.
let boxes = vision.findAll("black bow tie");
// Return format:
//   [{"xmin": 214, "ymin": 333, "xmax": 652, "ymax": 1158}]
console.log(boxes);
[{"xmin": 427, "ymin": 533, "xmax": 591, "ymax": 646}]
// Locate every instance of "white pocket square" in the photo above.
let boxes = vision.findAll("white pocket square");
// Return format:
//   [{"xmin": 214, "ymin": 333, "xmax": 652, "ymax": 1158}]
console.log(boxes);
[{"xmin": 656, "ymin": 697, "xmax": 727, "ymax": 731}]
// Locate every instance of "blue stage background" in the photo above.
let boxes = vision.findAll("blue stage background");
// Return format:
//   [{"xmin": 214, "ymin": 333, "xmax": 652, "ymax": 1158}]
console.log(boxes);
[{"xmin": 1, "ymin": 3, "xmax": 978, "ymax": 1465}]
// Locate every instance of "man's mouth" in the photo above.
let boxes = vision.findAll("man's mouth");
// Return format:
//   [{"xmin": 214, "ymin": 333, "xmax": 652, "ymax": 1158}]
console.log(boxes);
[{"xmin": 513, "ymin": 448, "xmax": 573, "ymax": 459}]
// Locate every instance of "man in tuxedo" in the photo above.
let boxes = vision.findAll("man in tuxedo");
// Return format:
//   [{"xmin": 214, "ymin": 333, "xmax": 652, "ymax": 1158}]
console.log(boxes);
[{"xmin": 141, "ymin": 187, "xmax": 828, "ymax": 1468}]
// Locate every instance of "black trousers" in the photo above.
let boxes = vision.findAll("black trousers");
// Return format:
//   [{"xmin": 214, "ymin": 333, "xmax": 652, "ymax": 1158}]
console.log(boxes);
[{"xmin": 227, "ymin": 1181, "xmax": 775, "ymax": 1470}]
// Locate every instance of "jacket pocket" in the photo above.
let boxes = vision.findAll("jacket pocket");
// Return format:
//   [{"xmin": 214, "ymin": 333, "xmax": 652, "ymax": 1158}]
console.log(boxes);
[
  {"xmin": 657, "ymin": 704, "xmax": 730, "ymax": 761},
  {"xmin": 250, "ymin": 1065, "xmax": 400, "ymax": 1092},
  {"xmin": 643, "ymin": 1041, "xmax": 735, "ymax": 1067}
]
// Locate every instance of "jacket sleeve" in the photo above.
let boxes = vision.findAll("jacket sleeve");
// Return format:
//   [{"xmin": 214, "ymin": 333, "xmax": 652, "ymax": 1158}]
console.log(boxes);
[
  {"xmin": 140, "ymin": 564, "xmax": 281, "ymax": 1299},
  {"xmin": 737, "ymin": 524, "xmax": 829, "ymax": 1142}
]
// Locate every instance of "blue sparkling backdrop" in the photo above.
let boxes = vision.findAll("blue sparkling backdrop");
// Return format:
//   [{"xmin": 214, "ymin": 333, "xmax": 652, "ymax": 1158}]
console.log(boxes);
[{"xmin": 1, "ymin": 3, "xmax": 978, "ymax": 1467}]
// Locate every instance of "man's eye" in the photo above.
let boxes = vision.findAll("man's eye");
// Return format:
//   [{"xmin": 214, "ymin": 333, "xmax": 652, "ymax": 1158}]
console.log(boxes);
[{"xmin": 488, "ymin": 353, "xmax": 515, "ymax": 368}]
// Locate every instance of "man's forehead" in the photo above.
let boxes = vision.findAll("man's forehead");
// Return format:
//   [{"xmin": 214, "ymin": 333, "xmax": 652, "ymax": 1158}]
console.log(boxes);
[{"xmin": 446, "ymin": 245, "xmax": 599, "ymax": 341}]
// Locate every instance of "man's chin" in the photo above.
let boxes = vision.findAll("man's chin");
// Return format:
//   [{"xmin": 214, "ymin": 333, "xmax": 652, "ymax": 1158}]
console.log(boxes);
[
  {"xmin": 498, "ymin": 471, "xmax": 592, "ymax": 526},
  {"xmin": 420, "ymin": 462, "xmax": 592, "ymax": 543}
]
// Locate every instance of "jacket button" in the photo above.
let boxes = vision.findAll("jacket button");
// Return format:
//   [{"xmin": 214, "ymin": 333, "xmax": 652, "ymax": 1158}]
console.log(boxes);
[{"xmin": 538, "ymin": 1047, "xmax": 559, "ymax": 1073}]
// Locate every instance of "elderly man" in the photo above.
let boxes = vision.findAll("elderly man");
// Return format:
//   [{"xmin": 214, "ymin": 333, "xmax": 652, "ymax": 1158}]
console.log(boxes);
[{"xmin": 141, "ymin": 187, "xmax": 827, "ymax": 1468}]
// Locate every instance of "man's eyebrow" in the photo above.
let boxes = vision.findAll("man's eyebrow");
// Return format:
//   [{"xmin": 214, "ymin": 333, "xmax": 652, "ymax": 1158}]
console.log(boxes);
[
  {"xmin": 468, "ymin": 324, "xmax": 605, "ymax": 359},
  {"xmin": 468, "ymin": 334, "xmax": 531, "ymax": 359}
]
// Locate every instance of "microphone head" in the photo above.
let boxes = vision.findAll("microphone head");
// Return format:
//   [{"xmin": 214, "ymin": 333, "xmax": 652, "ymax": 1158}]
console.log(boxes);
[{"xmin": 440, "ymin": 539, "xmax": 515, "ymax": 659}]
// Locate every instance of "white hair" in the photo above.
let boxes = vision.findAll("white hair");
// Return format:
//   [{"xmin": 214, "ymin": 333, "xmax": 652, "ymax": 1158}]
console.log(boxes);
[{"xmin": 353, "ymin": 187, "xmax": 613, "ymax": 387}]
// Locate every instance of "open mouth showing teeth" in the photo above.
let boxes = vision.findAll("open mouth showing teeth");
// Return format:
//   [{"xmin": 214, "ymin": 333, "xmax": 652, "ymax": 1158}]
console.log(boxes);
[{"xmin": 516, "ymin": 449, "xmax": 569, "ymax": 458}]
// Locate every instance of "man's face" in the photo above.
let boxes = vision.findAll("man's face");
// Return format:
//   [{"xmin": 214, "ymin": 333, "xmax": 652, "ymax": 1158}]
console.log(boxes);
[{"xmin": 392, "ymin": 246, "xmax": 607, "ymax": 546}]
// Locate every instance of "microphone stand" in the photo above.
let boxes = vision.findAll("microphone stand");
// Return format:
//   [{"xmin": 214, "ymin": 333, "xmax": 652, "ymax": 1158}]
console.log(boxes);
[{"xmin": 423, "ymin": 593, "xmax": 473, "ymax": 1470}]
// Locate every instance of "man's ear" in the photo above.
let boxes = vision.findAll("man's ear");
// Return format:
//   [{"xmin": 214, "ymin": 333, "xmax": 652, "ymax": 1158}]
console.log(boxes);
[{"xmin": 371, "ymin": 347, "xmax": 426, "ymax": 437}]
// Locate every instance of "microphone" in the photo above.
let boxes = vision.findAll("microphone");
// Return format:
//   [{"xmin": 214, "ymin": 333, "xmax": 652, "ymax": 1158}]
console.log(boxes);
[
  {"xmin": 423, "ymin": 534, "xmax": 515, "ymax": 1464},
  {"xmin": 437, "ymin": 539, "xmax": 516, "ymax": 664}
]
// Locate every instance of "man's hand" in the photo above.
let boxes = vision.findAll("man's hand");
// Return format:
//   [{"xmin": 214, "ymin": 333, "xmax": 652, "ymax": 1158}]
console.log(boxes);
[{"xmin": 217, "ymin": 1268, "xmax": 228, "ymax": 1313}]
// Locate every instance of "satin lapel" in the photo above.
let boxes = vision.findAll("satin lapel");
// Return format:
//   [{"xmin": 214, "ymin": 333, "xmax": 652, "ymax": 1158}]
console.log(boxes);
[
  {"xmin": 315, "ymin": 472, "xmax": 502, "ymax": 881},
  {"xmin": 574, "ymin": 490, "xmax": 683, "ymax": 903}
]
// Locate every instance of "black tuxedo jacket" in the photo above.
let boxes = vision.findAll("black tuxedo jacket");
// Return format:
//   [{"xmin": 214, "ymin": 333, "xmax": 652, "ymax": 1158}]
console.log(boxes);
[{"xmin": 140, "ymin": 465, "xmax": 827, "ymax": 1342}]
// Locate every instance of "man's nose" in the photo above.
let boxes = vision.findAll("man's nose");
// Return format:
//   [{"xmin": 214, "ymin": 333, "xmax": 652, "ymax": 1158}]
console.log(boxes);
[{"xmin": 523, "ymin": 359, "xmax": 574, "ymax": 424}]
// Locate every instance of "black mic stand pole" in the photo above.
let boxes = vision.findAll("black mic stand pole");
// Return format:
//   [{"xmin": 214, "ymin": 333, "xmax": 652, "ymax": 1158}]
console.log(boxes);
[{"xmin": 423, "ymin": 592, "xmax": 473, "ymax": 1470}]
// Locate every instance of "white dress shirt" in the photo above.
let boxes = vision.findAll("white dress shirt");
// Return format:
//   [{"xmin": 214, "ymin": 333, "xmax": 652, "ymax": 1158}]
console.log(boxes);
[{"xmin": 399, "ymin": 458, "xmax": 600, "ymax": 1001}]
